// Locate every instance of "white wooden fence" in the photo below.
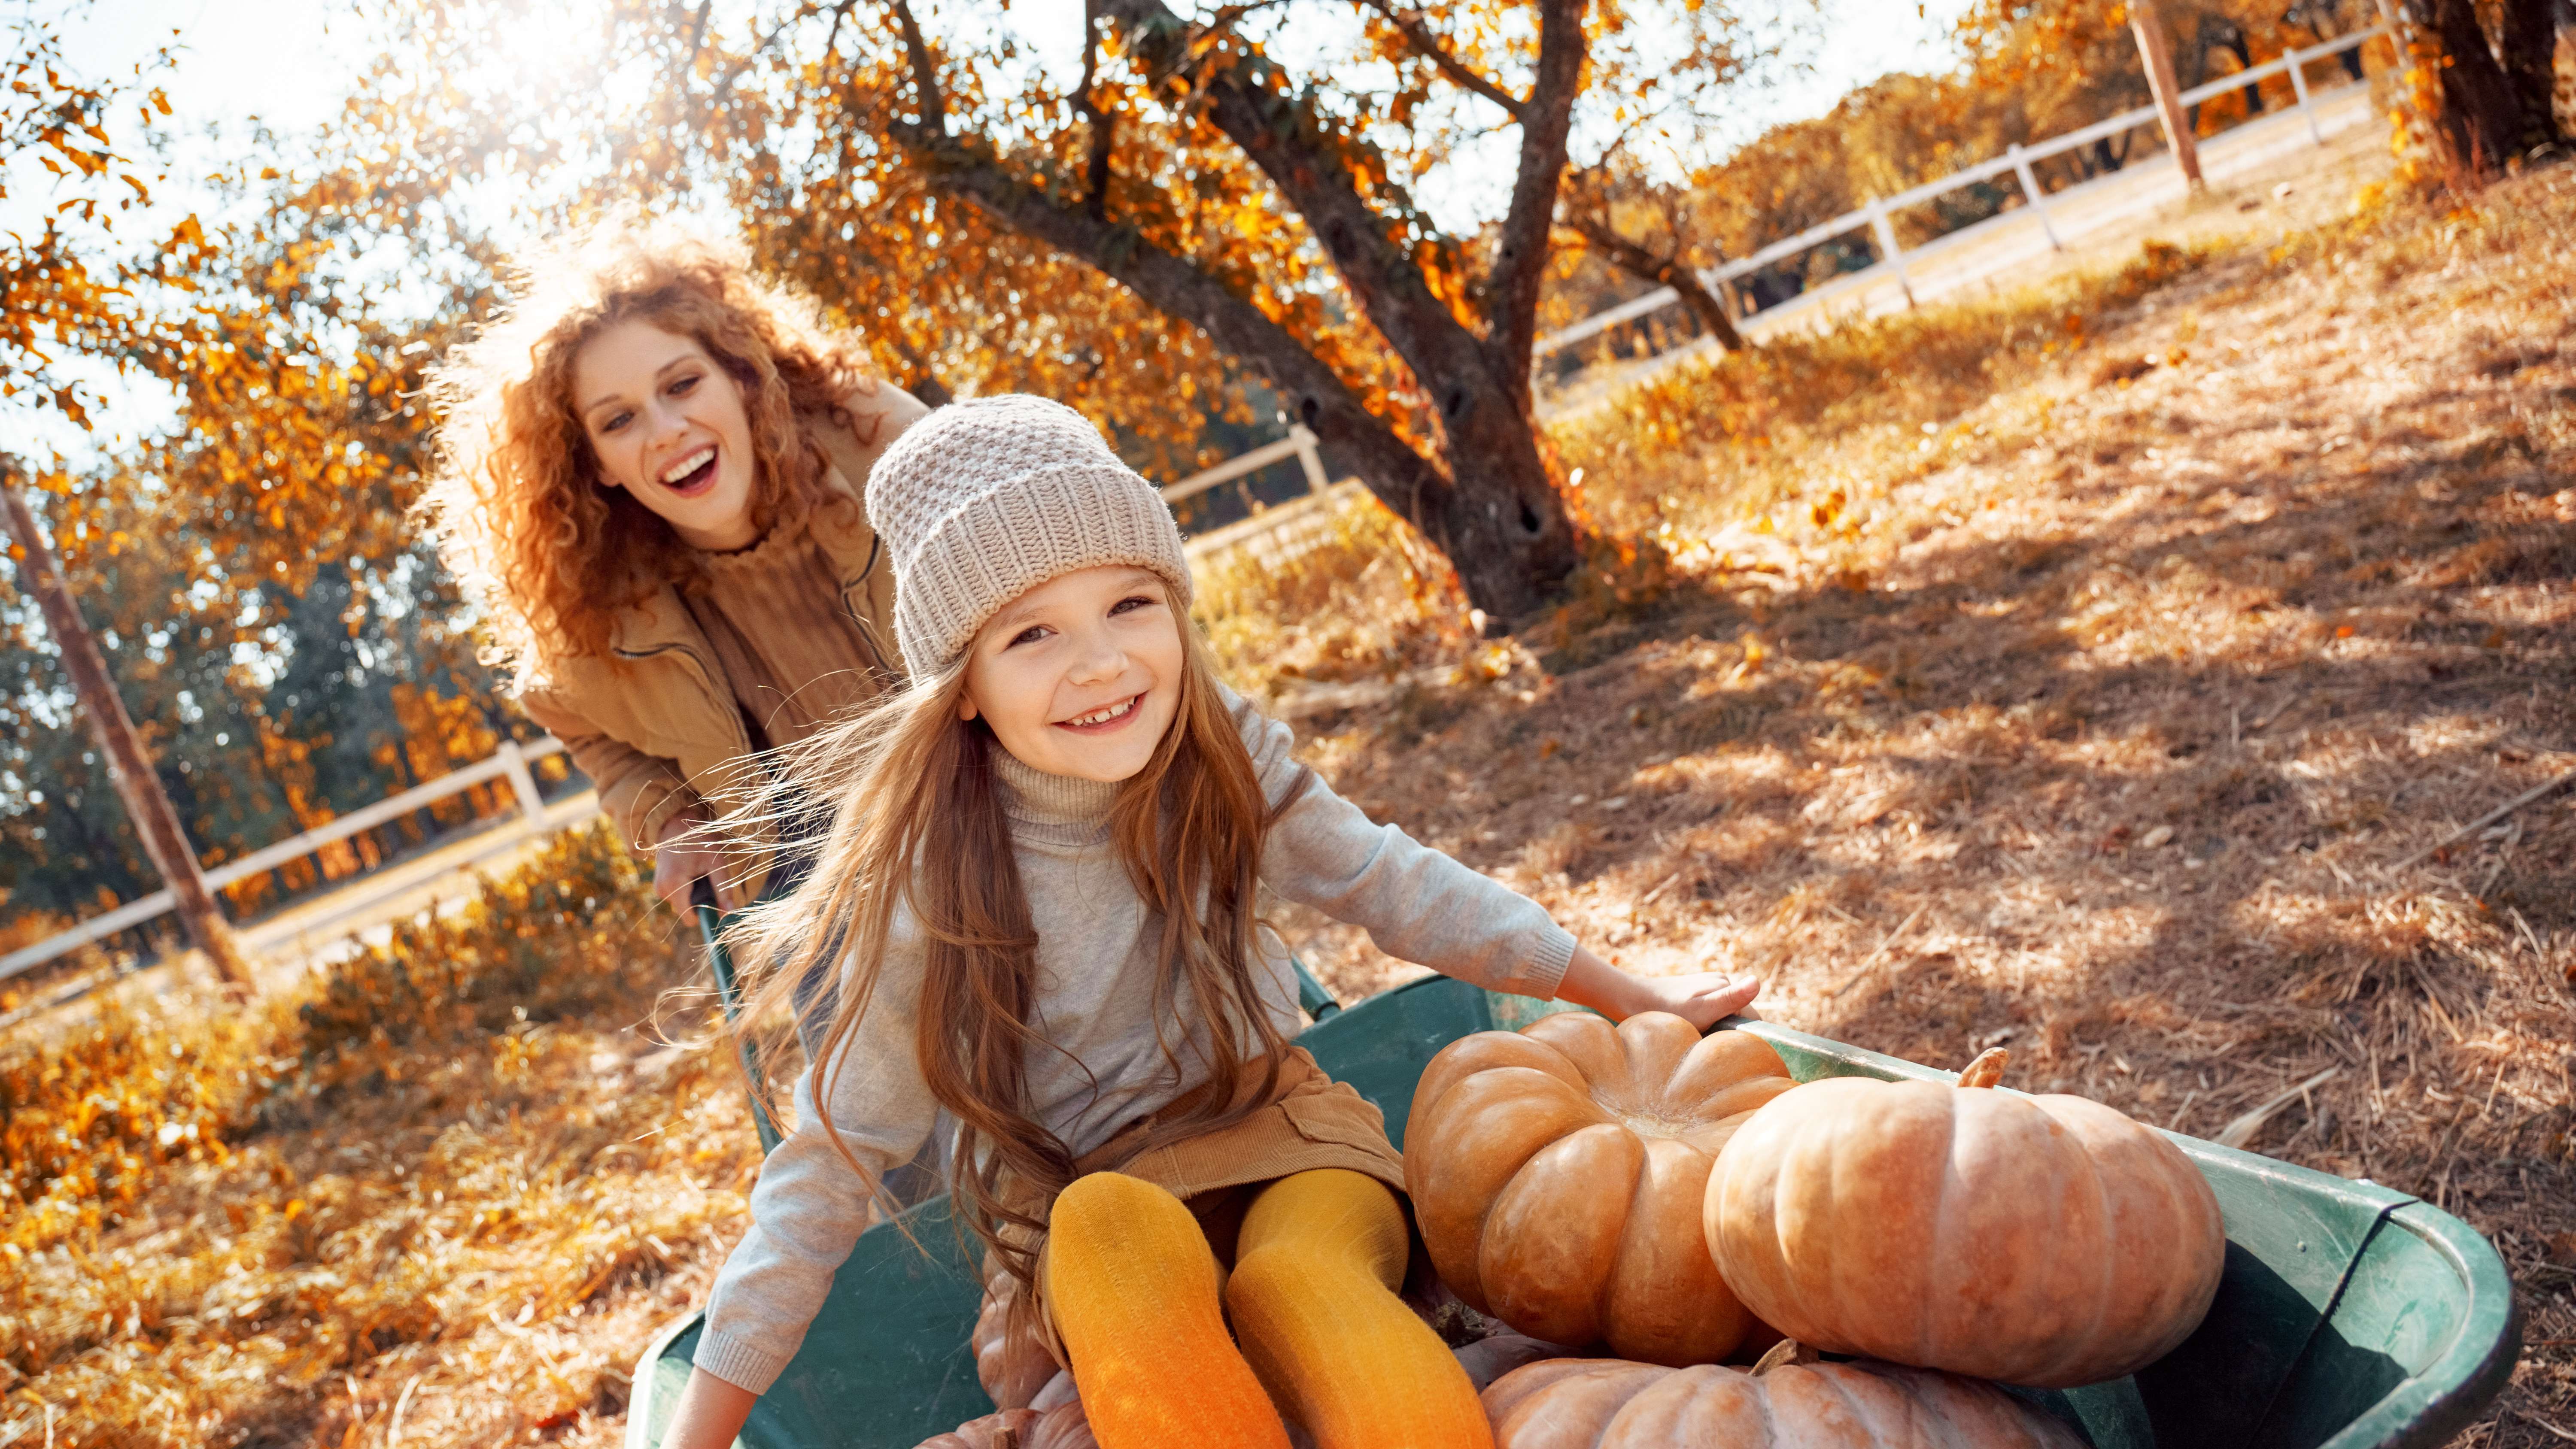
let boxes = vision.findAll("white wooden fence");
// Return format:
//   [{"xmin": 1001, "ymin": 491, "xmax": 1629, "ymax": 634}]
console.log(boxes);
[
  {"xmin": 1, "ymin": 737, "xmax": 574, "ymax": 982},
  {"xmin": 1161, "ymin": 424, "xmax": 1329, "ymax": 506},
  {"xmin": 1, "ymin": 431, "xmax": 1340, "ymax": 985},
  {"xmin": 1168, "ymin": 25, "xmax": 2396, "ymax": 569},
  {"xmin": 1531, "ymin": 24, "xmax": 2391, "ymax": 360}
]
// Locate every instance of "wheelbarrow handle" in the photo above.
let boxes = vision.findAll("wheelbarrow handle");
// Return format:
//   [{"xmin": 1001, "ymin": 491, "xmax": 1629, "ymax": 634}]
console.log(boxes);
[{"xmin": 694, "ymin": 877, "xmax": 786, "ymax": 1155}]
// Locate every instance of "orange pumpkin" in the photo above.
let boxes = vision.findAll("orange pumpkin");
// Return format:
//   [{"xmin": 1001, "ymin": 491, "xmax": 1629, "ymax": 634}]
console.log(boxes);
[
  {"xmin": 1704, "ymin": 1049, "xmax": 2225, "ymax": 1387},
  {"xmin": 973, "ymin": 1272, "xmax": 1058, "ymax": 1411},
  {"xmin": 1481, "ymin": 1343, "xmax": 2087, "ymax": 1448},
  {"xmin": 1406, "ymin": 1012, "xmax": 1795, "ymax": 1365}
]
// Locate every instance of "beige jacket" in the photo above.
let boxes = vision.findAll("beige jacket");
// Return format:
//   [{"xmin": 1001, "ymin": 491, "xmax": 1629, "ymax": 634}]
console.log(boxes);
[{"xmin": 517, "ymin": 411, "xmax": 911, "ymax": 889}]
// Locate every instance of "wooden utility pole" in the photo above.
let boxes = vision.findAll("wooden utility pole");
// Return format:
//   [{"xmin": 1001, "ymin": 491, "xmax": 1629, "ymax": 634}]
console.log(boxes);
[
  {"xmin": 0, "ymin": 477, "xmax": 255, "ymax": 989},
  {"xmin": 2129, "ymin": 0, "xmax": 2206, "ymax": 191}
]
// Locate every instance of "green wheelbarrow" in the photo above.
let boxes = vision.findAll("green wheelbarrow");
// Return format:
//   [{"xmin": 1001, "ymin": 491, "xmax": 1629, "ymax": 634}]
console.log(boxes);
[{"xmin": 639, "ymin": 913, "xmax": 2521, "ymax": 1449}]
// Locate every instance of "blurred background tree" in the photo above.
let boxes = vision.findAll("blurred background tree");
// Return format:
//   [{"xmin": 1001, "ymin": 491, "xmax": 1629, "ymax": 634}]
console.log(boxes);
[
  {"xmin": 1, "ymin": 21, "xmax": 529, "ymax": 957},
  {"xmin": 320, "ymin": 0, "xmax": 1824, "ymax": 621}
]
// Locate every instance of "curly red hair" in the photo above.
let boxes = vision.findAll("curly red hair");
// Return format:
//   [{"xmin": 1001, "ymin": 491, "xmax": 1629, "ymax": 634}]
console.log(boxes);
[{"xmin": 419, "ymin": 220, "xmax": 880, "ymax": 679}]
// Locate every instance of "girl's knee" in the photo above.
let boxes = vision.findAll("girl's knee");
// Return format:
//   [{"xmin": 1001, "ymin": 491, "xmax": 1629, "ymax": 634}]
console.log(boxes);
[
  {"xmin": 1044, "ymin": 1172, "xmax": 1222, "ymax": 1300},
  {"xmin": 1050, "ymin": 1172, "xmax": 1194, "ymax": 1241},
  {"xmin": 1045, "ymin": 1173, "xmax": 1290, "ymax": 1449},
  {"xmin": 1238, "ymin": 1169, "xmax": 1408, "ymax": 1288}
]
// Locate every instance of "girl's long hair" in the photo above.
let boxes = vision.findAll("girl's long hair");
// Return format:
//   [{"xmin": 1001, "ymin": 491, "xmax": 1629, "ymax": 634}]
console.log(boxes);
[
  {"xmin": 722, "ymin": 620, "xmax": 1300, "ymax": 1287},
  {"xmin": 417, "ymin": 219, "xmax": 884, "ymax": 681}
]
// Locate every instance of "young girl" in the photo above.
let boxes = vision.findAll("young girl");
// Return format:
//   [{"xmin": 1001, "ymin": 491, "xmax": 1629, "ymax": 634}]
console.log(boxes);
[{"xmin": 662, "ymin": 396, "xmax": 1760, "ymax": 1449}]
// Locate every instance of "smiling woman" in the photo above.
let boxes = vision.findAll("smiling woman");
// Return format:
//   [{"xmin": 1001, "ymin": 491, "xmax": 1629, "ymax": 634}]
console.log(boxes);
[{"xmin": 416, "ymin": 221, "xmax": 929, "ymax": 912}]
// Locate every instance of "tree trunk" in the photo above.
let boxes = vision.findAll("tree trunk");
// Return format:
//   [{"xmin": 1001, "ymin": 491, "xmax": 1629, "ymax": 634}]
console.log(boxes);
[
  {"xmin": 2225, "ymin": 30, "xmax": 2266, "ymax": 114},
  {"xmin": 2497, "ymin": 0, "xmax": 2574, "ymax": 143},
  {"xmin": 2409, "ymin": 0, "xmax": 2529, "ymax": 171},
  {"xmin": 898, "ymin": 129, "xmax": 1578, "ymax": 621},
  {"xmin": 886, "ymin": 0, "xmax": 1589, "ymax": 623},
  {"xmin": 1, "ymin": 479, "xmax": 255, "ymax": 988},
  {"xmin": 1558, "ymin": 214, "xmax": 1750, "ymax": 352},
  {"xmin": 1109, "ymin": 0, "xmax": 1587, "ymax": 622}
]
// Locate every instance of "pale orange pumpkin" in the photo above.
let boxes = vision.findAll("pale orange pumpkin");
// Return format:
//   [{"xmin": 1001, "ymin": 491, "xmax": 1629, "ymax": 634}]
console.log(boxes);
[
  {"xmin": 973, "ymin": 1273, "xmax": 1058, "ymax": 1411},
  {"xmin": 914, "ymin": 1401, "xmax": 1096, "ymax": 1449},
  {"xmin": 1704, "ymin": 1049, "xmax": 2226, "ymax": 1388},
  {"xmin": 1405, "ymin": 1012, "xmax": 1795, "ymax": 1366},
  {"xmin": 1481, "ymin": 1343, "xmax": 2088, "ymax": 1449}
]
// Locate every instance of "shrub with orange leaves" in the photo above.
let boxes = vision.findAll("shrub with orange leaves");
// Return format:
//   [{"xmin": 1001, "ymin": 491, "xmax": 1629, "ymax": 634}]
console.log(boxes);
[{"xmin": 0, "ymin": 823, "xmax": 750, "ymax": 1449}]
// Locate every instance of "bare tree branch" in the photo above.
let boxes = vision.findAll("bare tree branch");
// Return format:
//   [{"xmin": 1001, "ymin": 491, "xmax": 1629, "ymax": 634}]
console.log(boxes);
[
  {"xmin": 1555, "ymin": 211, "xmax": 1744, "ymax": 351},
  {"xmin": 886, "ymin": 114, "xmax": 1464, "ymax": 539},
  {"xmin": 888, "ymin": 0, "xmax": 948, "ymax": 133},
  {"xmin": 681, "ymin": 0, "xmax": 716, "ymax": 66},
  {"xmin": 876, "ymin": 0, "xmax": 1585, "ymax": 612},
  {"xmin": 1355, "ymin": 0, "xmax": 1526, "ymax": 119},
  {"xmin": 710, "ymin": 2, "xmax": 856, "ymax": 110},
  {"xmin": 1482, "ymin": 0, "xmax": 1587, "ymax": 376},
  {"xmin": 1100, "ymin": 0, "xmax": 1481, "ymax": 383},
  {"xmin": 1077, "ymin": 0, "xmax": 1115, "ymax": 223},
  {"xmin": 817, "ymin": 0, "xmax": 856, "ymax": 65},
  {"xmin": 1190, "ymin": 0, "xmax": 1294, "ymax": 45},
  {"xmin": 879, "ymin": 328, "xmax": 954, "ymax": 406}
]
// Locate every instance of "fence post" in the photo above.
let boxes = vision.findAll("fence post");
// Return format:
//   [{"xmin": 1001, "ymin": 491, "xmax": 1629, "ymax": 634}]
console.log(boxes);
[
  {"xmin": 1289, "ymin": 424, "xmax": 1329, "ymax": 494},
  {"xmin": 2007, "ymin": 143, "xmax": 2064, "ymax": 252},
  {"xmin": 499, "ymin": 739, "xmax": 546, "ymax": 836},
  {"xmin": 2129, "ymin": 0, "xmax": 2205, "ymax": 191},
  {"xmin": 1865, "ymin": 197, "xmax": 1917, "ymax": 309},
  {"xmin": 2286, "ymin": 42, "xmax": 2325, "ymax": 146},
  {"xmin": 2370, "ymin": 0, "xmax": 2415, "ymax": 61}
]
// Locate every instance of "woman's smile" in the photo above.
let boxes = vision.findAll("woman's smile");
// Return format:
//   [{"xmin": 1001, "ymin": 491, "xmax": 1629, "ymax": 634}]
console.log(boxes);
[{"xmin": 659, "ymin": 444, "xmax": 720, "ymax": 497}]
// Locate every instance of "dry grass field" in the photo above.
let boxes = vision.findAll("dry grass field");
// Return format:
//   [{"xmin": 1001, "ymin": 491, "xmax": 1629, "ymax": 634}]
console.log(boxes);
[
  {"xmin": 1267, "ymin": 163, "xmax": 2576, "ymax": 1444},
  {"xmin": 0, "ymin": 159, "xmax": 2567, "ymax": 1449},
  {"xmin": 0, "ymin": 832, "xmax": 762, "ymax": 1448}
]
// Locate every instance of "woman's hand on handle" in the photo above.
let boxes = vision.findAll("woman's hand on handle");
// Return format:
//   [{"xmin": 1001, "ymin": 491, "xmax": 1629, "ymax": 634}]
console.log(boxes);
[
  {"xmin": 1553, "ymin": 946, "xmax": 1762, "ymax": 1031},
  {"xmin": 650, "ymin": 803, "xmax": 741, "ymax": 912},
  {"xmin": 662, "ymin": 1367, "xmax": 757, "ymax": 1449}
]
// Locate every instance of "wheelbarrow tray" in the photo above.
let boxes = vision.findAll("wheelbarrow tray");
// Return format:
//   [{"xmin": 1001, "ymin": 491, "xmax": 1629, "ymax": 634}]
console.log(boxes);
[{"xmin": 624, "ymin": 975, "xmax": 2519, "ymax": 1449}]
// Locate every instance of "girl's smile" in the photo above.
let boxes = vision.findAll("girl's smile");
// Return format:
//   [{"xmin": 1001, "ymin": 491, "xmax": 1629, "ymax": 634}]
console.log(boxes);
[{"xmin": 1057, "ymin": 692, "xmax": 1145, "ymax": 734}]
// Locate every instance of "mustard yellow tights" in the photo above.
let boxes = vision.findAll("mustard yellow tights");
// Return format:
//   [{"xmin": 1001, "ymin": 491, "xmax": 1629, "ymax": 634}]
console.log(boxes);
[
  {"xmin": 1043, "ymin": 1169, "xmax": 1489, "ymax": 1449},
  {"xmin": 1226, "ymin": 1168, "xmax": 1494, "ymax": 1449}
]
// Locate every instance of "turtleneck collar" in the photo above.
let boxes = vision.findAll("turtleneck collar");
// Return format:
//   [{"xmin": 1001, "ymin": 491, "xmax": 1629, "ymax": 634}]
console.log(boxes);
[
  {"xmin": 989, "ymin": 740, "xmax": 1122, "ymax": 846},
  {"xmin": 693, "ymin": 509, "xmax": 813, "ymax": 581}
]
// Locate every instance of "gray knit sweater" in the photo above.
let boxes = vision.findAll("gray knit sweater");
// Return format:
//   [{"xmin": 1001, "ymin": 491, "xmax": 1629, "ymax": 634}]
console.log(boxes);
[{"xmin": 693, "ymin": 691, "xmax": 1577, "ymax": 1393}]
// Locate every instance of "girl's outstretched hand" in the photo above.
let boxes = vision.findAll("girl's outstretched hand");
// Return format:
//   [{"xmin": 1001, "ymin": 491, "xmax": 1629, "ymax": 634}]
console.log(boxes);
[{"xmin": 1554, "ymin": 946, "xmax": 1762, "ymax": 1031}]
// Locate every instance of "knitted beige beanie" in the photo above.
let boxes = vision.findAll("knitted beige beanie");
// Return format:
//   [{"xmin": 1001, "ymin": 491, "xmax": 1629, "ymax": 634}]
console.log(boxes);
[{"xmin": 865, "ymin": 395, "xmax": 1194, "ymax": 677}]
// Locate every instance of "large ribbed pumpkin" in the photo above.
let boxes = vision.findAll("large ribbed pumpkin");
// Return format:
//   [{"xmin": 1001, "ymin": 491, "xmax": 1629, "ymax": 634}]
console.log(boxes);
[
  {"xmin": 1406, "ymin": 1012, "xmax": 1795, "ymax": 1365},
  {"xmin": 1704, "ymin": 1049, "xmax": 2225, "ymax": 1387},
  {"xmin": 1481, "ymin": 1346, "xmax": 2087, "ymax": 1449}
]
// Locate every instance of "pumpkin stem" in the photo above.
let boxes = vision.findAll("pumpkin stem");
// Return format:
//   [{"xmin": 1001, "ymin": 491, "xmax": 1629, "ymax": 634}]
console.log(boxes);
[
  {"xmin": 1749, "ymin": 1339, "xmax": 1820, "ymax": 1376},
  {"xmin": 1957, "ymin": 1046, "xmax": 2011, "ymax": 1090}
]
